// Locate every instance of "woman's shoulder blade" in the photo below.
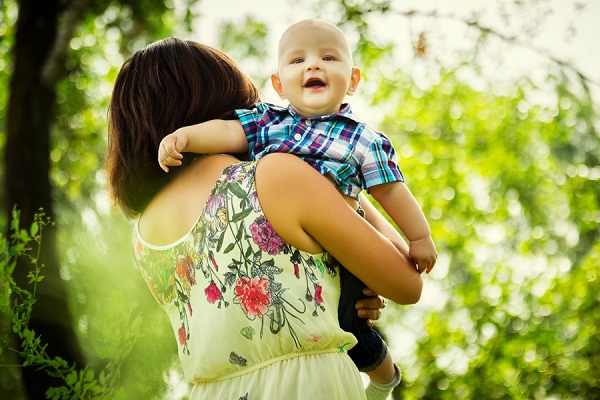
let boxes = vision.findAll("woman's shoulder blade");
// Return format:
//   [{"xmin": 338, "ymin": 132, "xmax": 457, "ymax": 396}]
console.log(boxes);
[{"xmin": 138, "ymin": 155, "xmax": 245, "ymax": 246}]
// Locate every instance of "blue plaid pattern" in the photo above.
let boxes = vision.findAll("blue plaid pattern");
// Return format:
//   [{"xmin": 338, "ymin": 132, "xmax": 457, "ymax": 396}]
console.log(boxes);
[{"xmin": 235, "ymin": 103, "xmax": 404, "ymax": 199}]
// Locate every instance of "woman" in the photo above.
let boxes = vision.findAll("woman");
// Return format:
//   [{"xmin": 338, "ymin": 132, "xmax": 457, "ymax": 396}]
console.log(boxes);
[{"xmin": 106, "ymin": 38, "xmax": 422, "ymax": 400}]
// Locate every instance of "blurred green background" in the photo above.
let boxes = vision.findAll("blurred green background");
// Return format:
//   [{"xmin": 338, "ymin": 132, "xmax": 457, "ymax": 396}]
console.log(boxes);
[{"xmin": 1, "ymin": 0, "xmax": 598, "ymax": 399}]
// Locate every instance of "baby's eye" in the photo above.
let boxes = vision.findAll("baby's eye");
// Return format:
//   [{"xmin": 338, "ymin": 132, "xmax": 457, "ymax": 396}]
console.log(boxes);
[
  {"xmin": 322, "ymin": 56, "xmax": 335, "ymax": 61},
  {"xmin": 291, "ymin": 58, "xmax": 304, "ymax": 64}
]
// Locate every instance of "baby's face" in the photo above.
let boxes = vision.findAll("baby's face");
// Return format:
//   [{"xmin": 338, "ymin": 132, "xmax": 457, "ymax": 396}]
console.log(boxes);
[{"xmin": 272, "ymin": 21, "xmax": 360, "ymax": 118}]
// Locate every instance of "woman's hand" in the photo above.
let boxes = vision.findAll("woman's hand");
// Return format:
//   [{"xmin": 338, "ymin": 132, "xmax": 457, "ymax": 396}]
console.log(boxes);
[{"xmin": 355, "ymin": 288, "xmax": 388, "ymax": 327}]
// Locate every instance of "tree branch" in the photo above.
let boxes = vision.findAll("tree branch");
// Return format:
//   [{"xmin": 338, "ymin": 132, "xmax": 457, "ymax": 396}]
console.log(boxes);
[{"xmin": 42, "ymin": 0, "xmax": 92, "ymax": 88}]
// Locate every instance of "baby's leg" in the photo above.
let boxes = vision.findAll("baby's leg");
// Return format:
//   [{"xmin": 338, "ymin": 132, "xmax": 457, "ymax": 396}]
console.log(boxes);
[
  {"xmin": 338, "ymin": 193, "xmax": 402, "ymax": 398},
  {"xmin": 366, "ymin": 350, "xmax": 396, "ymax": 383},
  {"xmin": 341, "ymin": 193, "xmax": 361, "ymax": 213},
  {"xmin": 365, "ymin": 351, "xmax": 402, "ymax": 400}
]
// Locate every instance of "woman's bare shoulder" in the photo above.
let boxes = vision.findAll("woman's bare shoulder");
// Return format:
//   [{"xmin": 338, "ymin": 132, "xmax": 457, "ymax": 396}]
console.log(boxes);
[
  {"xmin": 139, "ymin": 155, "xmax": 240, "ymax": 246},
  {"xmin": 255, "ymin": 153, "xmax": 334, "ymax": 191},
  {"xmin": 254, "ymin": 154, "xmax": 342, "ymax": 253}
]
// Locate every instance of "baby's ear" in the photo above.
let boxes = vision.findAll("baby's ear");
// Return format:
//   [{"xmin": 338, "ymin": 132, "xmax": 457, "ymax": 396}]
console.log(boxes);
[
  {"xmin": 347, "ymin": 67, "xmax": 361, "ymax": 96},
  {"xmin": 271, "ymin": 73, "xmax": 286, "ymax": 99}
]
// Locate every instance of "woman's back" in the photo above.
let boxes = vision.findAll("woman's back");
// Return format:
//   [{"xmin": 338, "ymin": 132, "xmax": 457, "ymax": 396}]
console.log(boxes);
[{"xmin": 134, "ymin": 156, "xmax": 366, "ymax": 399}]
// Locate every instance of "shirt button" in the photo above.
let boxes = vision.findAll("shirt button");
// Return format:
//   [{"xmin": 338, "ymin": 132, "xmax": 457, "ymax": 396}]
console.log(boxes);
[
  {"xmin": 305, "ymin": 119, "xmax": 312, "ymax": 126},
  {"xmin": 294, "ymin": 133, "xmax": 302, "ymax": 141}
]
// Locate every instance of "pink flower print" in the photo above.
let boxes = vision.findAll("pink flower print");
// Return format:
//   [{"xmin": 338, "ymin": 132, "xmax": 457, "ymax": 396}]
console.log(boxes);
[
  {"xmin": 234, "ymin": 277, "xmax": 271, "ymax": 319},
  {"xmin": 187, "ymin": 301, "xmax": 193, "ymax": 316},
  {"xmin": 205, "ymin": 283, "xmax": 221, "ymax": 304},
  {"xmin": 178, "ymin": 327, "xmax": 187, "ymax": 345},
  {"xmin": 211, "ymin": 257, "xmax": 219, "ymax": 272},
  {"xmin": 250, "ymin": 216, "xmax": 285, "ymax": 255},
  {"xmin": 294, "ymin": 264, "xmax": 300, "ymax": 279},
  {"xmin": 206, "ymin": 194, "xmax": 225, "ymax": 218},
  {"xmin": 314, "ymin": 285, "xmax": 323, "ymax": 304}
]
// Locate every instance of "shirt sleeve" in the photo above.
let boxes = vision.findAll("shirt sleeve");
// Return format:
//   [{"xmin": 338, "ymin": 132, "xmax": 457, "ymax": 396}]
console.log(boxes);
[
  {"xmin": 361, "ymin": 131, "xmax": 405, "ymax": 189},
  {"xmin": 234, "ymin": 106, "xmax": 262, "ymax": 158}
]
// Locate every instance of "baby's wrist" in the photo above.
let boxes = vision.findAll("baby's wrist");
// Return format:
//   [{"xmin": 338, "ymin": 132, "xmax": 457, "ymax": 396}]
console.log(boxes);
[{"xmin": 409, "ymin": 235, "xmax": 432, "ymax": 244}]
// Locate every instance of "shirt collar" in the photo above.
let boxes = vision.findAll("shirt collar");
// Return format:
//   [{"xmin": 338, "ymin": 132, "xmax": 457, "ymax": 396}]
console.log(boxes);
[{"xmin": 267, "ymin": 103, "xmax": 360, "ymax": 124}]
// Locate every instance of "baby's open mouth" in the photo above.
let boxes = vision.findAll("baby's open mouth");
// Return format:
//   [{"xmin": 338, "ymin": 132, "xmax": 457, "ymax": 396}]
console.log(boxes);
[{"xmin": 304, "ymin": 78, "xmax": 326, "ymax": 88}]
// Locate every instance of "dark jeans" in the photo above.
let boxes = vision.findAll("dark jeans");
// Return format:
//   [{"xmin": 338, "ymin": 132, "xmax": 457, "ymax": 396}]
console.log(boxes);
[{"xmin": 338, "ymin": 265, "xmax": 387, "ymax": 372}]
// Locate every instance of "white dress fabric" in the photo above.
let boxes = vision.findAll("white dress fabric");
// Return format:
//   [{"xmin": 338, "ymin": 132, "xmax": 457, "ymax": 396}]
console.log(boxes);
[{"xmin": 133, "ymin": 161, "xmax": 366, "ymax": 400}]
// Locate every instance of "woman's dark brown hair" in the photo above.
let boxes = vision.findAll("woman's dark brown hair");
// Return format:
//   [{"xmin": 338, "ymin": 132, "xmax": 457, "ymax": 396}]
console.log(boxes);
[{"xmin": 106, "ymin": 38, "xmax": 260, "ymax": 217}]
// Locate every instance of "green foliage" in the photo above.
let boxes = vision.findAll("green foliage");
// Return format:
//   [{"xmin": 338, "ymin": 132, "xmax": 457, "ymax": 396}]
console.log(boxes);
[
  {"xmin": 0, "ymin": 0, "xmax": 17, "ymax": 232},
  {"xmin": 367, "ymin": 61, "xmax": 599, "ymax": 398},
  {"xmin": 333, "ymin": 0, "xmax": 393, "ymax": 67},
  {"xmin": 57, "ymin": 209, "xmax": 177, "ymax": 399},
  {"xmin": 217, "ymin": 17, "xmax": 270, "ymax": 88},
  {"xmin": 0, "ymin": 209, "xmax": 143, "ymax": 399},
  {"xmin": 1, "ymin": 0, "xmax": 599, "ymax": 398},
  {"xmin": 51, "ymin": 0, "xmax": 193, "ymax": 217}
]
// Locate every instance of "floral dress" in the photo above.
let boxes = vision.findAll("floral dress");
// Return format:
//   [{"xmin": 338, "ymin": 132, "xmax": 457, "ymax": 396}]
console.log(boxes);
[{"xmin": 133, "ymin": 161, "xmax": 366, "ymax": 400}]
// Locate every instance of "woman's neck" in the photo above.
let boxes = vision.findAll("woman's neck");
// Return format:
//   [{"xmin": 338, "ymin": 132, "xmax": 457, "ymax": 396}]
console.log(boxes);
[{"xmin": 138, "ymin": 154, "xmax": 241, "ymax": 246}]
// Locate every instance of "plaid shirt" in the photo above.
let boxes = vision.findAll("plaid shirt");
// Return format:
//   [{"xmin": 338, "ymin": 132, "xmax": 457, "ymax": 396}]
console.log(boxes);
[{"xmin": 235, "ymin": 102, "xmax": 404, "ymax": 199}]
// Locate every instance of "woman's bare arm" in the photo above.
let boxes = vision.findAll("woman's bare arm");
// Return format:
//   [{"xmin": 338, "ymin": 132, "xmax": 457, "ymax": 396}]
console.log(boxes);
[{"xmin": 257, "ymin": 154, "xmax": 423, "ymax": 305}]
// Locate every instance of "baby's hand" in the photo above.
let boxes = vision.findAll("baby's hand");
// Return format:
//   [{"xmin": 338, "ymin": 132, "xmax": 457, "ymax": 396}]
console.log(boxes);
[
  {"xmin": 158, "ymin": 130, "xmax": 189, "ymax": 172},
  {"xmin": 409, "ymin": 236, "xmax": 437, "ymax": 274}
]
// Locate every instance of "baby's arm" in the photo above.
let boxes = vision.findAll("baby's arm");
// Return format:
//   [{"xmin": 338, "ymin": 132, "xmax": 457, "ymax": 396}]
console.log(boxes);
[
  {"xmin": 158, "ymin": 120, "xmax": 247, "ymax": 172},
  {"xmin": 360, "ymin": 193, "xmax": 412, "ymax": 260},
  {"xmin": 368, "ymin": 181, "xmax": 437, "ymax": 273}
]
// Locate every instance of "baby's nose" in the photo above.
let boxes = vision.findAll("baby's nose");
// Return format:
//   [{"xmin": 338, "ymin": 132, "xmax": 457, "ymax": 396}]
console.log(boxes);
[{"xmin": 306, "ymin": 60, "xmax": 321, "ymax": 70}]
